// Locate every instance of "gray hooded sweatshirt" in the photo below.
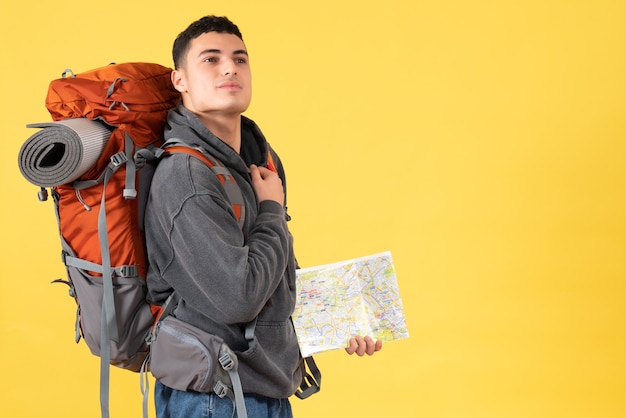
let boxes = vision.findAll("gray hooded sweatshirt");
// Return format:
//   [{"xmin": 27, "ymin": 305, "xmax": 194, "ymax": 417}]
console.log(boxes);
[{"xmin": 145, "ymin": 104, "xmax": 302, "ymax": 398}]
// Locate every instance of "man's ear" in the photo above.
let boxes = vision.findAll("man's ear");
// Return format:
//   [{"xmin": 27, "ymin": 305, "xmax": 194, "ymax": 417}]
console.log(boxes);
[{"xmin": 171, "ymin": 69, "xmax": 187, "ymax": 93}]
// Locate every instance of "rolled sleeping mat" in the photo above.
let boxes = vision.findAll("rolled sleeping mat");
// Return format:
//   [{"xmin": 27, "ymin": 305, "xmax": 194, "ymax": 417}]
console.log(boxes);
[{"xmin": 18, "ymin": 118, "xmax": 112, "ymax": 187}]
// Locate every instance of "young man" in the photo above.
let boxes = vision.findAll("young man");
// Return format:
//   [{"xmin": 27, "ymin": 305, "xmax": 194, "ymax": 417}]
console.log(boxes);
[{"xmin": 145, "ymin": 15, "xmax": 382, "ymax": 418}]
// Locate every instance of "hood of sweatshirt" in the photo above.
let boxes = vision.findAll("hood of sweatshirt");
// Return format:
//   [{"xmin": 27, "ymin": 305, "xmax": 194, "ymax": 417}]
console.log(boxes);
[{"xmin": 164, "ymin": 103, "xmax": 271, "ymax": 173}]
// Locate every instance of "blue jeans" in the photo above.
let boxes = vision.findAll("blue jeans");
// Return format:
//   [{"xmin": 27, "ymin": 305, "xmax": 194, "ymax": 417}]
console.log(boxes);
[{"xmin": 155, "ymin": 380, "xmax": 293, "ymax": 418}]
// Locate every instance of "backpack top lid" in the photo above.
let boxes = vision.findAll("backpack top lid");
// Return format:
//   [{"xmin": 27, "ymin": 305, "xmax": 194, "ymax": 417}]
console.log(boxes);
[{"xmin": 45, "ymin": 62, "xmax": 180, "ymax": 149}]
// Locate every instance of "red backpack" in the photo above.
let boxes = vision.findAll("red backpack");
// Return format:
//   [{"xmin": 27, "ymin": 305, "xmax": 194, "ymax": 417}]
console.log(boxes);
[
  {"xmin": 42, "ymin": 62, "xmax": 178, "ymax": 368},
  {"xmin": 18, "ymin": 62, "xmax": 248, "ymax": 417}
]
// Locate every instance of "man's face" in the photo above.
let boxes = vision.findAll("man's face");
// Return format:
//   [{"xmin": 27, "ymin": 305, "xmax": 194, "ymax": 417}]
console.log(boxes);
[{"xmin": 172, "ymin": 31, "xmax": 252, "ymax": 117}]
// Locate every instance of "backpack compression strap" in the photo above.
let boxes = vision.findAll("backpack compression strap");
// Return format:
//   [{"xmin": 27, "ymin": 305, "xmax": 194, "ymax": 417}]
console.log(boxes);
[{"xmin": 294, "ymin": 356, "xmax": 322, "ymax": 399}]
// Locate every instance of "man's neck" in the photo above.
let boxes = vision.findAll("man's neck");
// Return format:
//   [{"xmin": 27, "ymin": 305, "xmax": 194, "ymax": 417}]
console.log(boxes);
[{"xmin": 199, "ymin": 112, "xmax": 242, "ymax": 153}]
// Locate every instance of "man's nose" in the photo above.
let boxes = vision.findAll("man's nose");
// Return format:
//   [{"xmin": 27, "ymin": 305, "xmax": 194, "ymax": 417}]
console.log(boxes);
[{"xmin": 223, "ymin": 59, "xmax": 237, "ymax": 76}]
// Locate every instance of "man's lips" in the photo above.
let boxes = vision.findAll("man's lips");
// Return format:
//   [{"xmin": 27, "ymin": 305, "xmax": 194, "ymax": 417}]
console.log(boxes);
[{"xmin": 218, "ymin": 81, "xmax": 242, "ymax": 89}]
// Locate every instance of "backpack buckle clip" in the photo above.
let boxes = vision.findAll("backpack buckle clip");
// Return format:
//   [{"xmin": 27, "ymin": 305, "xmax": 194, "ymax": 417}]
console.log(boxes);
[
  {"xmin": 218, "ymin": 352, "xmax": 235, "ymax": 371},
  {"xmin": 110, "ymin": 152, "xmax": 128, "ymax": 167},
  {"xmin": 118, "ymin": 265, "xmax": 138, "ymax": 278},
  {"xmin": 213, "ymin": 381, "xmax": 229, "ymax": 398}
]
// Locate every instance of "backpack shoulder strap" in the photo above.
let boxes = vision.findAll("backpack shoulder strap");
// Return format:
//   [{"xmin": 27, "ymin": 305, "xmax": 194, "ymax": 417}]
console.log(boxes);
[
  {"xmin": 163, "ymin": 143, "xmax": 246, "ymax": 229},
  {"xmin": 265, "ymin": 147, "xmax": 291, "ymax": 222},
  {"xmin": 266, "ymin": 149, "xmax": 277, "ymax": 173}
]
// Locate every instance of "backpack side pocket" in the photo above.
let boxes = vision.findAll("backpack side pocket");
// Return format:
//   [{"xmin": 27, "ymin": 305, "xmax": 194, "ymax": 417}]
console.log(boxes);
[{"xmin": 62, "ymin": 243, "xmax": 154, "ymax": 371}]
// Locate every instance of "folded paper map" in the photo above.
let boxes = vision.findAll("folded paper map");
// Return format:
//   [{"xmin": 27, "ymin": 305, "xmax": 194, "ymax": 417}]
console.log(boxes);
[{"xmin": 292, "ymin": 251, "xmax": 409, "ymax": 357}]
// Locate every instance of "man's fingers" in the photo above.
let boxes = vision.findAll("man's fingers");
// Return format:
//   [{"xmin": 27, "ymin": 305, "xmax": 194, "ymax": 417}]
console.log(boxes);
[
  {"xmin": 345, "ymin": 336, "xmax": 383, "ymax": 356},
  {"xmin": 374, "ymin": 338, "xmax": 383, "ymax": 353},
  {"xmin": 250, "ymin": 164, "xmax": 273, "ymax": 179},
  {"xmin": 348, "ymin": 336, "xmax": 367, "ymax": 356},
  {"xmin": 364, "ymin": 336, "xmax": 383, "ymax": 355},
  {"xmin": 249, "ymin": 164, "xmax": 284, "ymax": 205},
  {"xmin": 249, "ymin": 164, "xmax": 260, "ymax": 180},
  {"xmin": 345, "ymin": 337, "xmax": 358, "ymax": 355}
]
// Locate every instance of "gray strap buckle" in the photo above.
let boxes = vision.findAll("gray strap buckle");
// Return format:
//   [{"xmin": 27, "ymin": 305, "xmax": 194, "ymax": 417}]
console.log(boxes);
[
  {"xmin": 110, "ymin": 152, "xmax": 128, "ymax": 167},
  {"xmin": 117, "ymin": 265, "xmax": 138, "ymax": 278},
  {"xmin": 218, "ymin": 352, "xmax": 235, "ymax": 371}
]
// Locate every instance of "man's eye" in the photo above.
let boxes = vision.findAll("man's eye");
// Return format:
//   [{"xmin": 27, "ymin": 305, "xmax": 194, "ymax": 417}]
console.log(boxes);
[
  {"xmin": 236, "ymin": 58, "xmax": 247, "ymax": 64},
  {"xmin": 204, "ymin": 57, "xmax": 218, "ymax": 63}
]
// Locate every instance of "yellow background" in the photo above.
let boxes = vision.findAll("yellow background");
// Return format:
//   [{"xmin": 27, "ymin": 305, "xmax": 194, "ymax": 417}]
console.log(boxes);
[{"xmin": 1, "ymin": 1, "xmax": 625, "ymax": 417}]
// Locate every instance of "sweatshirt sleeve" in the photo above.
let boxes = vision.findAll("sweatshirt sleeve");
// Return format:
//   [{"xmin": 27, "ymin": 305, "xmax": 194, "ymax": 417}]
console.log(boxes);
[{"xmin": 146, "ymin": 153, "xmax": 291, "ymax": 325}]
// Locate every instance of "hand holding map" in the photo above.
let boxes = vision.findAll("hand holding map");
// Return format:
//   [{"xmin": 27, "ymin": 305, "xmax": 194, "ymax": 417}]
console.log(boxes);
[{"xmin": 292, "ymin": 251, "xmax": 409, "ymax": 357}]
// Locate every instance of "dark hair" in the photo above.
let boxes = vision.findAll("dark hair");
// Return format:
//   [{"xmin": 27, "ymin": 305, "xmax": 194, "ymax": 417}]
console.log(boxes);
[{"xmin": 172, "ymin": 15, "xmax": 243, "ymax": 69}]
